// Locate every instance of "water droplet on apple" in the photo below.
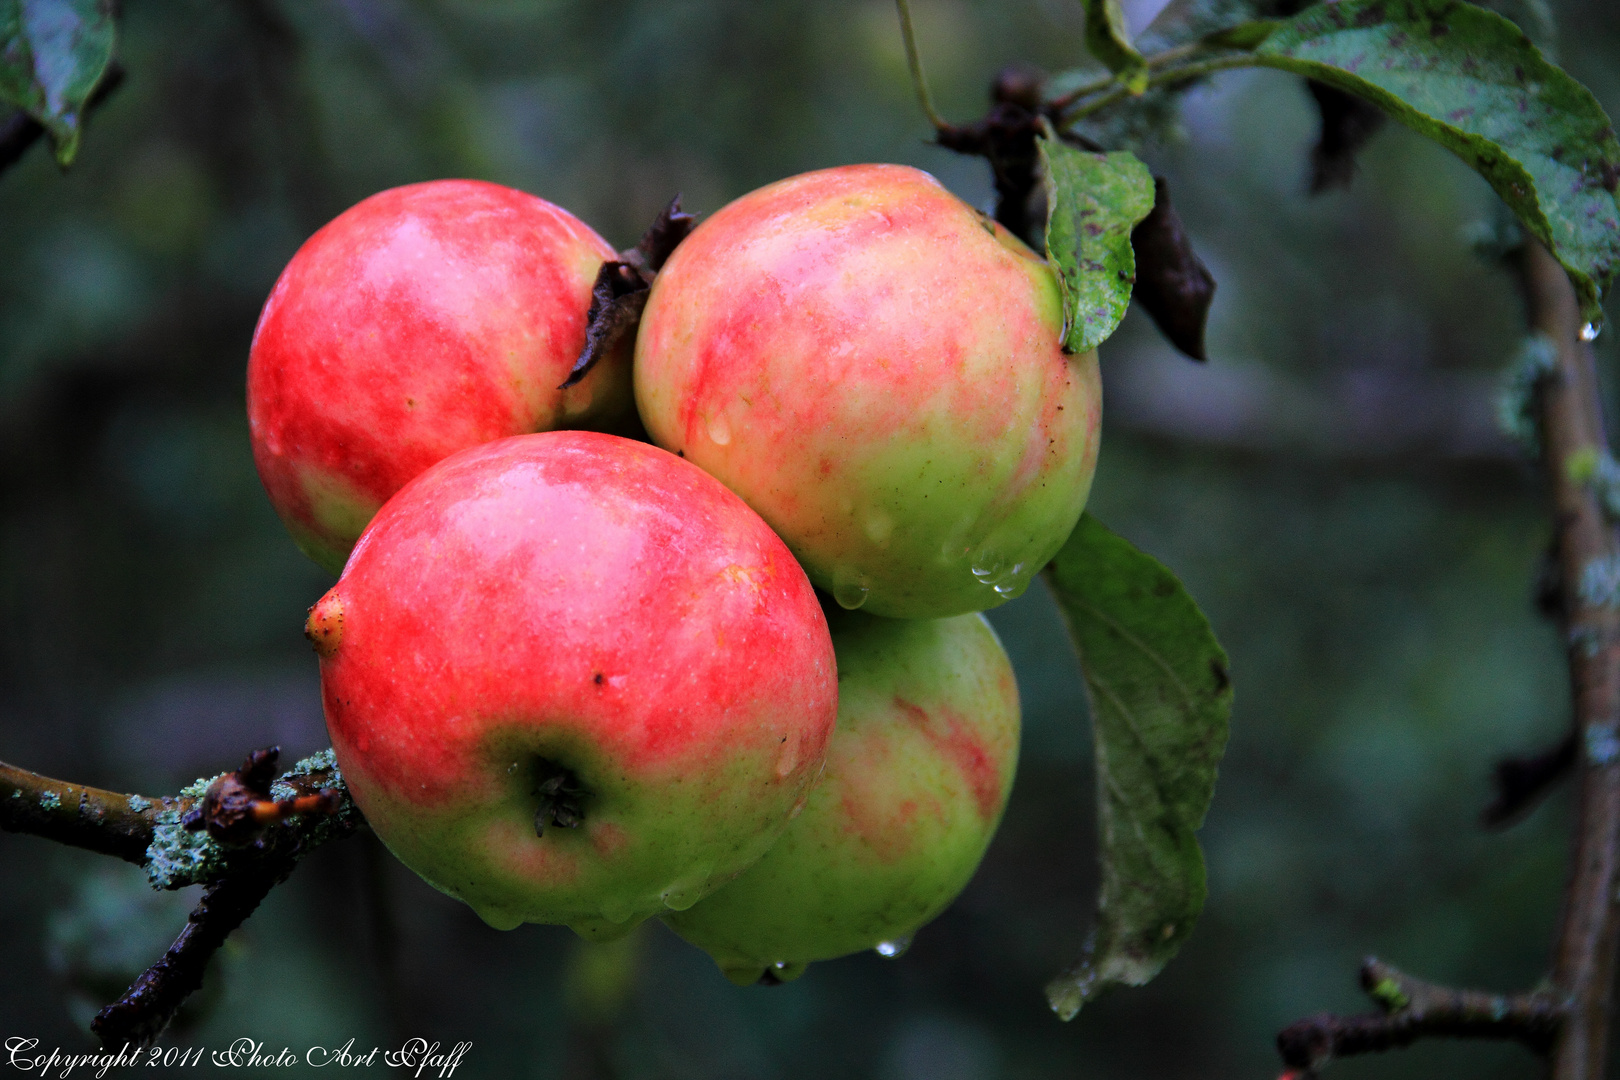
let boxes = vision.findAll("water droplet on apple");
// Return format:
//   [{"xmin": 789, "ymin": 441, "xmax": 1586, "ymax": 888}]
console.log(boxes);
[
  {"xmin": 874, "ymin": 935, "xmax": 913, "ymax": 958},
  {"xmin": 1582, "ymin": 321, "xmax": 1602, "ymax": 342},
  {"xmin": 599, "ymin": 896, "xmax": 636, "ymax": 924},
  {"xmin": 720, "ymin": 962, "xmax": 767, "ymax": 986},
  {"xmin": 661, "ymin": 877, "xmax": 707, "ymax": 911},
  {"xmin": 776, "ymin": 736, "xmax": 800, "ymax": 778},
  {"xmin": 767, "ymin": 960, "xmax": 807, "ymax": 982},
  {"xmin": 706, "ymin": 414, "xmax": 732, "ymax": 445},
  {"xmin": 993, "ymin": 562, "xmax": 1028, "ymax": 597},
  {"xmin": 832, "ymin": 567, "xmax": 870, "ymax": 610},
  {"xmin": 471, "ymin": 904, "xmax": 524, "ymax": 931}
]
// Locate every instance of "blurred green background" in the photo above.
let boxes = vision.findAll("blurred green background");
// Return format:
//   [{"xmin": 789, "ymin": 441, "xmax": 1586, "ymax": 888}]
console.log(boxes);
[{"xmin": 2, "ymin": 0, "xmax": 1617, "ymax": 1076}]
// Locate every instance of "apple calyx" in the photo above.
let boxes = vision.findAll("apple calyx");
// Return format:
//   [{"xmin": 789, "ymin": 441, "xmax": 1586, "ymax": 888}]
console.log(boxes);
[
  {"xmin": 533, "ymin": 759, "xmax": 588, "ymax": 836},
  {"xmin": 304, "ymin": 593, "xmax": 344, "ymax": 658}
]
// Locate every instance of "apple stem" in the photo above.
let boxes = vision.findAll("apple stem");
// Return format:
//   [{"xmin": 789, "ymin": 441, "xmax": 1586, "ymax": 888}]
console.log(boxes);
[{"xmin": 893, "ymin": 0, "xmax": 948, "ymax": 132}]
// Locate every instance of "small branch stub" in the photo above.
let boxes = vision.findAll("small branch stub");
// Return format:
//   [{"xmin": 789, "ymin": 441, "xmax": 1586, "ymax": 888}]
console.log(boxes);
[
  {"xmin": 1482, "ymin": 732, "xmax": 1577, "ymax": 828},
  {"xmin": 182, "ymin": 747, "xmax": 342, "ymax": 845},
  {"xmin": 1275, "ymin": 957, "xmax": 1565, "ymax": 1073}
]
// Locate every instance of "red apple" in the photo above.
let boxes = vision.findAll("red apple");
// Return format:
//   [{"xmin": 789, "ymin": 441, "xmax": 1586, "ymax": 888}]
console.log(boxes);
[
  {"xmin": 249, "ymin": 179, "xmax": 636, "ymax": 574},
  {"xmin": 663, "ymin": 606, "xmax": 1019, "ymax": 984},
  {"xmin": 634, "ymin": 164, "xmax": 1102, "ymax": 619},
  {"xmin": 308, "ymin": 431, "xmax": 839, "ymax": 939}
]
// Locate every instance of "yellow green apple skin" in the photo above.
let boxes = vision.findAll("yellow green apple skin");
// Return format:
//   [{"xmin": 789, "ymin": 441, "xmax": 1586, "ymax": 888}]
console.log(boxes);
[
  {"xmin": 634, "ymin": 163, "xmax": 1102, "ymax": 619},
  {"xmin": 662, "ymin": 606, "xmax": 1020, "ymax": 984}
]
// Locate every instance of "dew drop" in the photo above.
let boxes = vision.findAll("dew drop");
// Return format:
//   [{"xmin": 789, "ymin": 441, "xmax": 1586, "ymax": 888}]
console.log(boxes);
[
  {"xmin": 832, "ymin": 567, "xmax": 870, "ymax": 610},
  {"xmin": 776, "ymin": 736, "xmax": 800, "ymax": 778},
  {"xmin": 992, "ymin": 562, "xmax": 1028, "ymax": 597},
  {"xmin": 661, "ymin": 863, "xmax": 714, "ymax": 911},
  {"xmin": 1582, "ymin": 321, "xmax": 1602, "ymax": 342},
  {"xmin": 972, "ymin": 549, "xmax": 1023, "ymax": 593},
  {"xmin": 874, "ymin": 935, "xmax": 913, "ymax": 958},
  {"xmin": 661, "ymin": 886, "xmax": 700, "ymax": 911},
  {"xmin": 599, "ymin": 896, "xmax": 636, "ymax": 924},
  {"xmin": 706, "ymin": 414, "xmax": 732, "ymax": 445}
]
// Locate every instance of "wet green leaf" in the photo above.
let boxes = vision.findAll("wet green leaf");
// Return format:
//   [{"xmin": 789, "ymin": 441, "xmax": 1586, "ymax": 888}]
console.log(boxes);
[
  {"xmin": 1043, "ymin": 514, "xmax": 1232, "ymax": 1020},
  {"xmin": 1039, "ymin": 138, "xmax": 1155, "ymax": 354},
  {"xmin": 0, "ymin": 0, "xmax": 116, "ymax": 166},
  {"xmin": 1253, "ymin": 0, "xmax": 1620, "ymax": 327},
  {"xmin": 1083, "ymin": 0, "xmax": 1149, "ymax": 92}
]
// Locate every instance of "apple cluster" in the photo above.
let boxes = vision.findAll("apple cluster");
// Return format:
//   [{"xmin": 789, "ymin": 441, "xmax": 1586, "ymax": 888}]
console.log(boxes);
[{"xmin": 247, "ymin": 167, "xmax": 1101, "ymax": 983}]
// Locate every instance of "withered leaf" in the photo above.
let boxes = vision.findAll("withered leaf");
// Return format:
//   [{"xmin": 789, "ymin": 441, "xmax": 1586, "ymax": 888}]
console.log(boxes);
[{"xmin": 1130, "ymin": 176, "xmax": 1216, "ymax": 362}]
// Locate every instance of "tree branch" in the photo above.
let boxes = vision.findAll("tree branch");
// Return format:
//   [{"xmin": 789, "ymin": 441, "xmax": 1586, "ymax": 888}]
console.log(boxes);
[
  {"xmin": 1, "ymin": 747, "xmax": 362, "ymax": 1046},
  {"xmin": 1517, "ymin": 238, "xmax": 1620, "ymax": 1080},
  {"xmin": 1, "ymin": 760, "xmax": 173, "ymax": 864},
  {"xmin": 90, "ymin": 866, "xmax": 290, "ymax": 1047},
  {"xmin": 1275, "ymin": 957, "xmax": 1564, "ymax": 1073}
]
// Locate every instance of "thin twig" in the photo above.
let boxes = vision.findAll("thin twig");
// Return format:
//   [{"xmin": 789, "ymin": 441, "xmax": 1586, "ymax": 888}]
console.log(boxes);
[
  {"xmin": 1275, "ymin": 957, "xmax": 1564, "ymax": 1072},
  {"xmin": 1, "ymin": 760, "xmax": 174, "ymax": 864},
  {"xmin": 1517, "ymin": 238, "xmax": 1620, "ymax": 1080},
  {"xmin": 1481, "ymin": 731, "xmax": 1578, "ymax": 828},
  {"xmin": 1056, "ymin": 54, "xmax": 1255, "ymax": 125},
  {"xmin": 90, "ymin": 865, "xmax": 291, "ymax": 1047},
  {"xmin": 894, "ymin": 0, "xmax": 948, "ymax": 131},
  {"xmin": 1043, "ymin": 40, "xmax": 1209, "ymax": 114}
]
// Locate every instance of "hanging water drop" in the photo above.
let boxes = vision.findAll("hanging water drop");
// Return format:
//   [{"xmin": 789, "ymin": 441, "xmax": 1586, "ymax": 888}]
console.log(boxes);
[
  {"xmin": 874, "ymin": 935, "xmax": 913, "ymax": 958},
  {"xmin": 706, "ymin": 414, "xmax": 732, "ymax": 445},
  {"xmin": 832, "ymin": 567, "xmax": 869, "ymax": 610},
  {"xmin": 971, "ymin": 550, "xmax": 1007, "ymax": 585},
  {"xmin": 1582, "ymin": 321, "xmax": 1602, "ymax": 342},
  {"xmin": 992, "ymin": 562, "xmax": 1027, "ymax": 597}
]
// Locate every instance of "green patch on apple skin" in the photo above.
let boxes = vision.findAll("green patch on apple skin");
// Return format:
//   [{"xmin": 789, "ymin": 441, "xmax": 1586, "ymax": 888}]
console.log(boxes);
[
  {"xmin": 808, "ymin": 345, "xmax": 1101, "ymax": 620},
  {"xmin": 285, "ymin": 467, "xmax": 383, "ymax": 575},
  {"xmin": 342, "ymin": 718, "xmax": 819, "ymax": 942},
  {"xmin": 663, "ymin": 609, "xmax": 1020, "ymax": 977}
]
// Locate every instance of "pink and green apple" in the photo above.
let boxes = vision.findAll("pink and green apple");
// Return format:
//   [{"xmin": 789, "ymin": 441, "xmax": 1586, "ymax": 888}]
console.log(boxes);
[
  {"xmin": 249, "ymin": 179, "xmax": 637, "ymax": 575},
  {"xmin": 634, "ymin": 164, "xmax": 1102, "ymax": 619},
  {"xmin": 309, "ymin": 431, "xmax": 839, "ymax": 940},
  {"xmin": 662, "ymin": 605, "xmax": 1020, "ymax": 984}
]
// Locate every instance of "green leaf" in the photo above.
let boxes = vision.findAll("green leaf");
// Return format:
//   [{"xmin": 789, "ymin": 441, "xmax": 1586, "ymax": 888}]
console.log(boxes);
[
  {"xmin": 0, "ymin": 0, "xmax": 116, "ymax": 166},
  {"xmin": 1039, "ymin": 138, "xmax": 1156, "ymax": 354},
  {"xmin": 1083, "ymin": 0, "xmax": 1150, "ymax": 93},
  {"xmin": 1043, "ymin": 514, "xmax": 1232, "ymax": 1020},
  {"xmin": 1253, "ymin": 0, "xmax": 1620, "ymax": 328}
]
